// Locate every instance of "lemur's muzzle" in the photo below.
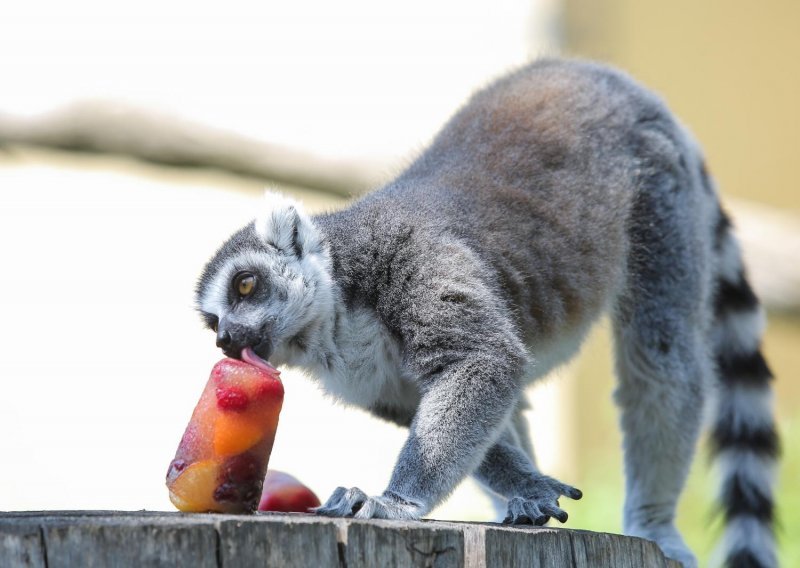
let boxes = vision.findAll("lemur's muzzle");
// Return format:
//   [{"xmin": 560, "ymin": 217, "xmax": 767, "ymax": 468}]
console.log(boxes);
[
  {"xmin": 215, "ymin": 329, "xmax": 234, "ymax": 349},
  {"xmin": 216, "ymin": 320, "xmax": 272, "ymax": 361}
]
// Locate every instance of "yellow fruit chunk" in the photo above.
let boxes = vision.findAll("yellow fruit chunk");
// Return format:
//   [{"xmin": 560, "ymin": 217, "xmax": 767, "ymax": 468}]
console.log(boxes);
[
  {"xmin": 168, "ymin": 460, "xmax": 218, "ymax": 512},
  {"xmin": 213, "ymin": 413, "xmax": 263, "ymax": 456}
]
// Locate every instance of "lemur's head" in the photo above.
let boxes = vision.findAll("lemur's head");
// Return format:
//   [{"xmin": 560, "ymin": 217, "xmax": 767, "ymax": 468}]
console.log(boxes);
[{"xmin": 195, "ymin": 193, "xmax": 334, "ymax": 367}]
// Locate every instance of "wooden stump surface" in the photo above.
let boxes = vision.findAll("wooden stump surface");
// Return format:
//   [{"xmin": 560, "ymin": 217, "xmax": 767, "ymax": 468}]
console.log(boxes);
[{"xmin": 0, "ymin": 511, "xmax": 681, "ymax": 567}]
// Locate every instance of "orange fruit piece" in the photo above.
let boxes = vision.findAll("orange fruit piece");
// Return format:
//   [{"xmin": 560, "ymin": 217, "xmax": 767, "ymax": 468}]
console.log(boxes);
[{"xmin": 213, "ymin": 413, "xmax": 264, "ymax": 456}]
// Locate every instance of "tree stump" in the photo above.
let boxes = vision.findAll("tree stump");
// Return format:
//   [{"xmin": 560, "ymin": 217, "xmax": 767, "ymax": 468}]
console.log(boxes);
[{"xmin": 0, "ymin": 511, "xmax": 681, "ymax": 567}]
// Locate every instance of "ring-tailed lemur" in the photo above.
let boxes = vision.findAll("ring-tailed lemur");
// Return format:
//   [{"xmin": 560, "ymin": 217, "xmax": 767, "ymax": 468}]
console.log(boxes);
[{"xmin": 196, "ymin": 59, "xmax": 778, "ymax": 568}]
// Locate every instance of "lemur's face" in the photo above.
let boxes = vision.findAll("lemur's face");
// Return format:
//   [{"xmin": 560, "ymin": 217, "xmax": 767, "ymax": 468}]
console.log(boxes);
[{"xmin": 195, "ymin": 197, "xmax": 333, "ymax": 366}]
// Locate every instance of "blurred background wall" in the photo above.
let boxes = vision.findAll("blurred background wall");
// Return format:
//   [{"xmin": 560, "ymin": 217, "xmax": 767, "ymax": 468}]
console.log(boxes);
[
  {"xmin": 565, "ymin": 0, "xmax": 800, "ymax": 212},
  {"xmin": 0, "ymin": 1, "xmax": 796, "ymax": 565}
]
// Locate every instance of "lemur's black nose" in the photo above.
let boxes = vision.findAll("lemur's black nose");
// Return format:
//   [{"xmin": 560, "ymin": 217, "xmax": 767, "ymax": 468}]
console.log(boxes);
[{"xmin": 216, "ymin": 330, "xmax": 232, "ymax": 349}]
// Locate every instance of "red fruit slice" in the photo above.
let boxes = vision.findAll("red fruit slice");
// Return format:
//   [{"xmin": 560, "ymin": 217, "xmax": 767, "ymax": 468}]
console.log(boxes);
[
  {"xmin": 258, "ymin": 470, "xmax": 321, "ymax": 513},
  {"xmin": 167, "ymin": 352, "xmax": 283, "ymax": 513}
]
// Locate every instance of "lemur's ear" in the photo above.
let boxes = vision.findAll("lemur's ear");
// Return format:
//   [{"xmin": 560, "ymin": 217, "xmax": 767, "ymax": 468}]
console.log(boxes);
[{"xmin": 255, "ymin": 192, "xmax": 323, "ymax": 258}]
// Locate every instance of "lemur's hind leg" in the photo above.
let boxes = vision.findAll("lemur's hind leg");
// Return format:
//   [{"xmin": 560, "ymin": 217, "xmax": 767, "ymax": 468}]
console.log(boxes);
[
  {"xmin": 612, "ymin": 143, "xmax": 714, "ymax": 568},
  {"xmin": 613, "ymin": 316, "xmax": 708, "ymax": 568}
]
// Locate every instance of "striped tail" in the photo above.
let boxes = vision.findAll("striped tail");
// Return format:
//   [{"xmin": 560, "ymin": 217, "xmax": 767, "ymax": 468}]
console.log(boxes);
[{"xmin": 710, "ymin": 210, "xmax": 780, "ymax": 568}]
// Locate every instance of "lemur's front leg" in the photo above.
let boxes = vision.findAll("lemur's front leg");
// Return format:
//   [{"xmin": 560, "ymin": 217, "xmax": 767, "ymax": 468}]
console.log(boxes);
[
  {"xmin": 317, "ymin": 249, "xmax": 531, "ymax": 520},
  {"xmin": 316, "ymin": 352, "xmax": 523, "ymax": 519},
  {"xmin": 474, "ymin": 432, "xmax": 582, "ymax": 525}
]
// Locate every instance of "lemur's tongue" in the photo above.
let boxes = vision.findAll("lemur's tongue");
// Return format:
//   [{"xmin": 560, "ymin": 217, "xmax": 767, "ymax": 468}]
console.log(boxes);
[{"xmin": 241, "ymin": 347, "xmax": 280, "ymax": 377}]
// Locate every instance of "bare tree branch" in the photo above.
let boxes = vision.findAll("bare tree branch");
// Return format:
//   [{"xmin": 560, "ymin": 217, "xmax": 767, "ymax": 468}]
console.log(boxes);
[{"xmin": 0, "ymin": 101, "xmax": 389, "ymax": 197}]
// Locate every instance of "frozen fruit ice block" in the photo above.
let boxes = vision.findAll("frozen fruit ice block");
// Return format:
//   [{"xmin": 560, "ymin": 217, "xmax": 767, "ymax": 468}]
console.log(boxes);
[
  {"xmin": 258, "ymin": 470, "xmax": 321, "ymax": 513},
  {"xmin": 166, "ymin": 348, "xmax": 283, "ymax": 513}
]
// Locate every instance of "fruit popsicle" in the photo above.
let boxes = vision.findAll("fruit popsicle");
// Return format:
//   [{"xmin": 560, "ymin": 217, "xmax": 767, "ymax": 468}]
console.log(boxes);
[{"xmin": 166, "ymin": 348, "xmax": 283, "ymax": 513}]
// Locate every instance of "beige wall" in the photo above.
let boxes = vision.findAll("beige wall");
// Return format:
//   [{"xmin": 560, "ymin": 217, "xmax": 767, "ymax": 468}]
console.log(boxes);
[{"xmin": 564, "ymin": 0, "xmax": 800, "ymax": 212}]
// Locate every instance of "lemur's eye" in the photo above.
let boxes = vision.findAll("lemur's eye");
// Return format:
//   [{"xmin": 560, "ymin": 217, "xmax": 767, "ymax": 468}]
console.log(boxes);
[{"xmin": 233, "ymin": 272, "xmax": 256, "ymax": 298}]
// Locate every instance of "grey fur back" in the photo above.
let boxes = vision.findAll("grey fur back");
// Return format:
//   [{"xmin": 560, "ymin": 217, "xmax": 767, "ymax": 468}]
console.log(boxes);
[{"xmin": 315, "ymin": 60, "xmax": 680, "ymax": 344}]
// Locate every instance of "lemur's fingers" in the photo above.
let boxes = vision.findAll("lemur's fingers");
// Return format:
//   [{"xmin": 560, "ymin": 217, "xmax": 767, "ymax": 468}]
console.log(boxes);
[
  {"xmin": 524, "ymin": 501, "xmax": 550, "ymax": 526},
  {"xmin": 534, "ymin": 474, "xmax": 582, "ymax": 501},
  {"xmin": 502, "ymin": 474, "xmax": 580, "ymax": 526},
  {"xmin": 540, "ymin": 502, "xmax": 568, "ymax": 523},
  {"xmin": 550, "ymin": 479, "xmax": 582, "ymax": 501},
  {"xmin": 314, "ymin": 486, "xmax": 368, "ymax": 517},
  {"xmin": 503, "ymin": 496, "xmax": 531, "ymax": 524},
  {"xmin": 503, "ymin": 496, "xmax": 549, "ymax": 525}
]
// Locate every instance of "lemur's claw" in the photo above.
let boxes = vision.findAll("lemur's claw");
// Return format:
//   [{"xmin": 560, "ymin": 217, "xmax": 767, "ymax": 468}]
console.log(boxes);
[
  {"xmin": 314, "ymin": 487, "xmax": 423, "ymax": 520},
  {"xmin": 502, "ymin": 475, "xmax": 581, "ymax": 526}
]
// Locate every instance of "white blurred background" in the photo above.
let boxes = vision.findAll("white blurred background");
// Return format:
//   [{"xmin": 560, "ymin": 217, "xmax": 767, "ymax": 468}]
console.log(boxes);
[{"xmin": 0, "ymin": 0, "xmax": 573, "ymax": 517}]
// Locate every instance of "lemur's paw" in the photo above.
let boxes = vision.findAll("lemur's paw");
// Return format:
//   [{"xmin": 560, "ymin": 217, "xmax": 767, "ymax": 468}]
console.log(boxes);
[
  {"xmin": 627, "ymin": 525, "xmax": 697, "ymax": 568},
  {"xmin": 502, "ymin": 475, "xmax": 582, "ymax": 526},
  {"xmin": 314, "ymin": 486, "xmax": 368, "ymax": 517},
  {"xmin": 314, "ymin": 487, "xmax": 423, "ymax": 520}
]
